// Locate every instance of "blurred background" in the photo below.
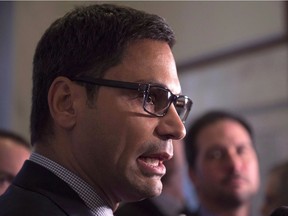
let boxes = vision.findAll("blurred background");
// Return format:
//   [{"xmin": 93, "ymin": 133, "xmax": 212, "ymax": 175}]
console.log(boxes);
[{"xmin": 0, "ymin": 1, "xmax": 287, "ymax": 215}]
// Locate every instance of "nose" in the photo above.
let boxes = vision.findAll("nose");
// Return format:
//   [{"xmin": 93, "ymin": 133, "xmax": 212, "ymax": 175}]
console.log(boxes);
[
  {"xmin": 155, "ymin": 104, "xmax": 186, "ymax": 140},
  {"xmin": 225, "ymin": 152, "xmax": 243, "ymax": 172}
]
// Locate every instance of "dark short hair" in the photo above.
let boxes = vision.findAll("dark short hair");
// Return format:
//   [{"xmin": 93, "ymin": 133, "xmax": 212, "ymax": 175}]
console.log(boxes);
[
  {"xmin": 0, "ymin": 129, "xmax": 31, "ymax": 150},
  {"xmin": 30, "ymin": 4, "xmax": 176, "ymax": 144},
  {"xmin": 184, "ymin": 110, "xmax": 253, "ymax": 169}
]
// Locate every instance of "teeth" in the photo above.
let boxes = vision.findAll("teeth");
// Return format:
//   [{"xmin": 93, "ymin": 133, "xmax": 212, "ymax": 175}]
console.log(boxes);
[{"xmin": 142, "ymin": 158, "xmax": 160, "ymax": 166}]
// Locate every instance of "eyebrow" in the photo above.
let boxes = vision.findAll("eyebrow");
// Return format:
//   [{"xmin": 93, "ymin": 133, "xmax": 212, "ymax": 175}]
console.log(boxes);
[
  {"xmin": 136, "ymin": 79, "xmax": 182, "ymax": 95},
  {"xmin": 134, "ymin": 79, "xmax": 166, "ymax": 86}
]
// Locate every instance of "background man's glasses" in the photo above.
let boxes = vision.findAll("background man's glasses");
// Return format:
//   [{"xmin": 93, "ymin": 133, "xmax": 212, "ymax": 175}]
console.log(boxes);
[{"xmin": 70, "ymin": 76, "xmax": 193, "ymax": 123}]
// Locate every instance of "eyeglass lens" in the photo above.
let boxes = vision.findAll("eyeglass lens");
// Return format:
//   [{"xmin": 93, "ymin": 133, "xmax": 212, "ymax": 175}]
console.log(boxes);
[
  {"xmin": 174, "ymin": 96, "xmax": 192, "ymax": 122},
  {"xmin": 143, "ymin": 86, "xmax": 169, "ymax": 115},
  {"xmin": 143, "ymin": 86, "xmax": 191, "ymax": 122}
]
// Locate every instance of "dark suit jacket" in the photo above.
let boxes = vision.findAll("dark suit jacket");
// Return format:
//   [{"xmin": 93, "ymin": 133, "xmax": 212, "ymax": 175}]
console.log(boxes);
[
  {"xmin": 115, "ymin": 198, "xmax": 195, "ymax": 216},
  {"xmin": 0, "ymin": 160, "xmax": 94, "ymax": 216},
  {"xmin": 270, "ymin": 206, "xmax": 288, "ymax": 216}
]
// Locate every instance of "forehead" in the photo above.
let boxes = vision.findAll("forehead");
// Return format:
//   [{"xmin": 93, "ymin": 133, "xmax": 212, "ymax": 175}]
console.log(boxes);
[
  {"xmin": 0, "ymin": 138, "xmax": 30, "ymax": 167},
  {"xmin": 104, "ymin": 39, "xmax": 181, "ymax": 94},
  {"xmin": 0, "ymin": 138, "xmax": 29, "ymax": 155},
  {"xmin": 196, "ymin": 119, "xmax": 252, "ymax": 150}
]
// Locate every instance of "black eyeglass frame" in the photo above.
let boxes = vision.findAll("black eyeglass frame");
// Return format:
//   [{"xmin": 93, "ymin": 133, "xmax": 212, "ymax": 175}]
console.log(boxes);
[{"xmin": 69, "ymin": 76, "xmax": 192, "ymax": 122}]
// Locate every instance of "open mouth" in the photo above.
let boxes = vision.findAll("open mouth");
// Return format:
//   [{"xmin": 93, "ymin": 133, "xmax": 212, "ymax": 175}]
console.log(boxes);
[
  {"xmin": 137, "ymin": 153, "xmax": 171, "ymax": 177},
  {"xmin": 140, "ymin": 157, "xmax": 162, "ymax": 167}
]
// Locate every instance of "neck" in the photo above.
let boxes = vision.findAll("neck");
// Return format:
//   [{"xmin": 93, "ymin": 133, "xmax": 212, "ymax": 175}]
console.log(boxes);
[
  {"xmin": 199, "ymin": 198, "xmax": 251, "ymax": 216},
  {"xmin": 34, "ymin": 144, "xmax": 120, "ymax": 211}
]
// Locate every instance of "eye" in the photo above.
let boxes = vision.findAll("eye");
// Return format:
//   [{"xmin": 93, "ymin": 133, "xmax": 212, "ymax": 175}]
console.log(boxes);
[
  {"xmin": 207, "ymin": 149, "xmax": 224, "ymax": 160},
  {"xmin": 146, "ymin": 93, "xmax": 156, "ymax": 105},
  {"xmin": 237, "ymin": 146, "xmax": 247, "ymax": 155}
]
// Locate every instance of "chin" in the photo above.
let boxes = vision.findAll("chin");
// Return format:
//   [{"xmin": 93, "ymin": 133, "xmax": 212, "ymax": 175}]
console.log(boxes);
[
  {"xmin": 124, "ymin": 186, "xmax": 162, "ymax": 202},
  {"xmin": 134, "ymin": 179, "xmax": 163, "ymax": 200},
  {"xmin": 122, "ymin": 172, "xmax": 163, "ymax": 201}
]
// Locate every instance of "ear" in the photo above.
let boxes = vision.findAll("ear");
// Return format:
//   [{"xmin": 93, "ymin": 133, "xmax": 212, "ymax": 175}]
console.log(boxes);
[{"xmin": 48, "ymin": 76, "xmax": 78, "ymax": 129}]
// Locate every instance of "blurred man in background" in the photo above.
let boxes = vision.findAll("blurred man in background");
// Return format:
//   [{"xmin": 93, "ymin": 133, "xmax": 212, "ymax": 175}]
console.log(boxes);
[
  {"xmin": 185, "ymin": 110, "xmax": 259, "ymax": 216},
  {"xmin": 261, "ymin": 160, "xmax": 288, "ymax": 216},
  {"xmin": 0, "ymin": 129, "xmax": 31, "ymax": 195}
]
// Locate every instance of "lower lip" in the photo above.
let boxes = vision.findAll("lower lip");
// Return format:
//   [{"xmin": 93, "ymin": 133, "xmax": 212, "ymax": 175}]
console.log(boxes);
[{"xmin": 137, "ymin": 158, "xmax": 166, "ymax": 177}]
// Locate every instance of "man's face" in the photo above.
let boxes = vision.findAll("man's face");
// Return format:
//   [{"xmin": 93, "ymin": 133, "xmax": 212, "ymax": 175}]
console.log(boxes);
[
  {"xmin": 189, "ymin": 119, "xmax": 259, "ymax": 206},
  {"xmin": 72, "ymin": 40, "xmax": 186, "ymax": 204},
  {"xmin": 0, "ymin": 138, "xmax": 30, "ymax": 195}
]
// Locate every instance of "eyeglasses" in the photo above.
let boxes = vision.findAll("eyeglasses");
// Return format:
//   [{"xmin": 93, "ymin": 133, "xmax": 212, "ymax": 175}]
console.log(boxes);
[{"xmin": 70, "ymin": 76, "xmax": 192, "ymax": 123}]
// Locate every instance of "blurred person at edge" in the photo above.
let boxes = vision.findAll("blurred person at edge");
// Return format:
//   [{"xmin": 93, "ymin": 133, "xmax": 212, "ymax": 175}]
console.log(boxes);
[
  {"xmin": 0, "ymin": 3, "xmax": 192, "ymax": 216},
  {"xmin": 184, "ymin": 110, "xmax": 259, "ymax": 216},
  {"xmin": 115, "ymin": 140, "xmax": 194, "ymax": 216},
  {"xmin": 261, "ymin": 160, "xmax": 288, "ymax": 216},
  {"xmin": 0, "ymin": 129, "xmax": 31, "ymax": 195}
]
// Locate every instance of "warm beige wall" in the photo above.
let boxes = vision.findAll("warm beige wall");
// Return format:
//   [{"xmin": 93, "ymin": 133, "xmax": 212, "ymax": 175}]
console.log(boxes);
[{"xmin": 110, "ymin": 1, "xmax": 285, "ymax": 62}]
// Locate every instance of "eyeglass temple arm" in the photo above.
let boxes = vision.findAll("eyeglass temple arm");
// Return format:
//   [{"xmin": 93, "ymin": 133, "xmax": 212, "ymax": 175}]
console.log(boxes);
[{"xmin": 70, "ymin": 76, "xmax": 148, "ymax": 92}]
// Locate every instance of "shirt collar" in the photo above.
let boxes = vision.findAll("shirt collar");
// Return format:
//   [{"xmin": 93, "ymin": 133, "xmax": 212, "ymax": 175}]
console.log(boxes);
[{"xmin": 30, "ymin": 152, "xmax": 113, "ymax": 216}]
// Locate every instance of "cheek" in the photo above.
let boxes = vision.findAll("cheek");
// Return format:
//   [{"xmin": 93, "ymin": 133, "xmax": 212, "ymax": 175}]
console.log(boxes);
[
  {"xmin": 196, "ymin": 153, "xmax": 219, "ymax": 176},
  {"xmin": 196, "ymin": 161, "xmax": 222, "ymax": 182},
  {"xmin": 206, "ymin": 166, "xmax": 223, "ymax": 182},
  {"xmin": 248, "ymin": 161, "xmax": 259, "ymax": 175},
  {"xmin": 82, "ymin": 93, "xmax": 158, "ymax": 166},
  {"xmin": 109, "ymin": 116, "xmax": 157, "ymax": 164},
  {"xmin": 247, "ymin": 158, "xmax": 260, "ymax": 185}
]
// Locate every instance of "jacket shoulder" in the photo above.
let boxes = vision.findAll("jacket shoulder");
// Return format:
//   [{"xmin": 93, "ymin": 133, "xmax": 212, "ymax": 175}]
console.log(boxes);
[{"xmin": 0, "ymin": 184, "xmax": 67, "ymax": 216}]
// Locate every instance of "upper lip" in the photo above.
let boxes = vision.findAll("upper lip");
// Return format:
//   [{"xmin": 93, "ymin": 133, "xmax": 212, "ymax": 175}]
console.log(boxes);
[
  {"xmin": 140, "ymin": 152, "xmax": 173, "ymax": 162},
  {"xmin": 138, "ymin": 140, "xmax": 173, "ymax": 161}
]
